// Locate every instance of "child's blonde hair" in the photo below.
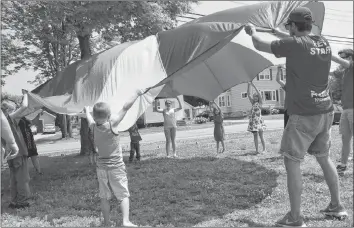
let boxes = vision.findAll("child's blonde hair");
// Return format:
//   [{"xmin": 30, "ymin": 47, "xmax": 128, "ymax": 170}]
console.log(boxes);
[
  {"xmin": 253, "ymin": 93, "xmax": 261, "ymax": 101},
  {"xmin": 93, "ymin": 102, "xmax": 111, "ymax": 120}
]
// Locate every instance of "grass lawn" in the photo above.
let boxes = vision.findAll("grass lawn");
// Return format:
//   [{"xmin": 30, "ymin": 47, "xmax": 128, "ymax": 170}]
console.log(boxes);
[{"xmin": 1, "ymin": 125, "xmax": 352, "ymax": 227}]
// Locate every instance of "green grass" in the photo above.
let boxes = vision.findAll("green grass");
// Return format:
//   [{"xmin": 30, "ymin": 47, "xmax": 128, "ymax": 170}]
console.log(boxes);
[{"xmin": 2, "ymin": 125, "xmax": 352, "ymax": 227}]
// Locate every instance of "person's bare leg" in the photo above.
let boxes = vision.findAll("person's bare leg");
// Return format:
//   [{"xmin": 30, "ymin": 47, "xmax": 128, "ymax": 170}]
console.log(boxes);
[
  {"xmin": 258, "ymin": 130, "xmax": 266, "ymax": 152},
  {"xmin": 221, "ymin": 140, "xmax": 225, "ymax": 153},
  {"xmin": 121, "ymin": 197, "xmax": 137, "ymax": 227},
  {"xmin": 216, "ymin": 141, "xmax": 220, "ymax": 153},
  {"xmin": 316, "ymin": 156, "xmax": 341, "ymax": 206},
  {"xmin": 171, "ymin": 128, "xmax": 177, "ymax": 157},
  {"xmin": 164, "ymin": 129, "xmax": 171, "ymax": 157},
  {"xmin": 253, "ymin": 132, "xmax": 259, "ymax": 153},
  {"xmin": 284, "ymin": 156, "xmax": 302, "ymax": 220},
  {"xmin": 340, "ymin": 134, "xmax": 352, "ymax": 166},
  {"xmin": 30, "ymin": 156, "xmax": 42, "ymax": 174},
  {"xmin": 101, "ymin": 198, "xmax": 111, "ymax": 226}
]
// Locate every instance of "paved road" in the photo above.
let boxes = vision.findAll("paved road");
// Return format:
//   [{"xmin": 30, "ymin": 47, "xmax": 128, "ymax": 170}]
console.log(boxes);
[{"xmin": 37, "ymin": 119, "xmax": 284, "ymax": 154}]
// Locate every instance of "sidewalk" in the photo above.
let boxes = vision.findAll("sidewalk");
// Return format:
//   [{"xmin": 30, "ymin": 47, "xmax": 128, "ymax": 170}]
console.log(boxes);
[{"xmin": 37, "ymin": 119, "xmax": 284, "ymax": 154}]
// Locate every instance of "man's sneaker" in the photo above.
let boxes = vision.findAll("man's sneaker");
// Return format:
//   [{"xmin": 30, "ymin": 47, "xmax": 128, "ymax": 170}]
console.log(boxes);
[
  {"xmin": 275, "ymin": 212, "xmax": 307, "ymax": 227},
  {"xmin": 336, "ymin": 165, "xmax": 347, "ymax": 176},
  {"xmin": 320, "ymin": 203, "xmax": 348, "ymax": 219}
]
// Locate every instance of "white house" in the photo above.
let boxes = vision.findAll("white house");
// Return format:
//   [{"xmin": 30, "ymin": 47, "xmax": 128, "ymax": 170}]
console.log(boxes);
[
  {"xmin": 137, "ymin": 95, "xmax": 194, "ymax": 127},
  {"xmin": 214, "ymin": 65, "xmax": 286, "ymax": 117}
]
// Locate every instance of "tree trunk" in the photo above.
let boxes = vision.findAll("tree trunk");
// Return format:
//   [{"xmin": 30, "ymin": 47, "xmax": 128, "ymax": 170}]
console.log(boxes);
[
  {"xmin": 77, "ymin": 33, "xmax": 94, "ymax": 156},
  {"xmin": 66, "ymin": 115, "xmax": 73, "ymax": 138},
  {"xmin": 61, "ymin": 114, "xmax": 67, "ymax": 138}
]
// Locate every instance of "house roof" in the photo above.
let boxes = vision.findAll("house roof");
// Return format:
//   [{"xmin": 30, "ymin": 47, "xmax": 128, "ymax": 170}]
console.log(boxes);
[{"xmin": 40, "ymin": 111, "xmax": 56, "ymax": 119}]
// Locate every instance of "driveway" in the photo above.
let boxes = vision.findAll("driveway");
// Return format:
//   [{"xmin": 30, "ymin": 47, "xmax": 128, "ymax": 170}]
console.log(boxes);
[{"xmin": 36, "ymin": 119, "xmax": 284, "ymax": 154}]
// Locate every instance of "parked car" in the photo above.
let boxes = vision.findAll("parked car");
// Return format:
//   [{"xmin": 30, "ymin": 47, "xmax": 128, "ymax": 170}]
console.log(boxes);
[
  {"xmin": 43, "ymin": 123, "xmax": 56, "ymax": 134},
  {"xmin": 30, "ymin": 125, "xmax": 37, "ymax": 135},
  {"xmin": 333, "ymin": 104, "xmax": 343, "ymax": 124},
  {"xmin": 196, "ymin": 110, "xmax": 214, "ymax": 121}
]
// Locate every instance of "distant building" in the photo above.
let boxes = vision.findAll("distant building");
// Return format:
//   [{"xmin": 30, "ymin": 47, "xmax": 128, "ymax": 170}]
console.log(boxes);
[
  {"xmin": 214, "ymin": 65, "xmax": 286, "ymax": 117},
  {"xmin": 30, "ymin": 110, "xmax": 56, "ymax": 133},
  {"xmin": 137, "ymin": 95, "xmax": 194, "ymax": 127}
]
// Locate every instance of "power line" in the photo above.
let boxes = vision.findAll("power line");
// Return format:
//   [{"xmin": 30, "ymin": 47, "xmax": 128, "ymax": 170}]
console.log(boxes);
[
  {"xmin": 179, "ymin": 14, "xmax": 353, "ymax": 39},
  {"xmin": 325, "ymin": 17, "xmax": 353, "ymax": 23},
  {"xmin": 325, "ymin": 35, "xmax": 353, "ymax": 40},
  {"xmin": 187, "ymin": 12, "xmax": 353, "ymax": 24},
  {"xmin": 229, "ymin": 1, "xmax": 251, "ymax": 6},
  {"xmin": 327, "ymin": 8, "xmax": 353, "ymax": 13}
]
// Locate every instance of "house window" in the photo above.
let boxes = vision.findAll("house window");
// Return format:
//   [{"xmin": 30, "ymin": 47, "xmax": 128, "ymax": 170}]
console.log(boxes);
[
  {"xmin": 241, "ymin": 92, "xmax": 248, "ymax": 99},
  {"xmin": 226, "ymin": 95, "xmax": 231, "ymax": 107},
  {"xmin": 262, "ymin": 90, "xmax": 277, "ymax": 101},
  {"xmin": 218, "ymin": 96, "xmax": 225, "ymax": 107},
  {"xmin": 258, "ymin": 72, "xmax": 271, "ymax": 80},
  {"xmin": 281, "ymin": 69, "xmax": 286, "ymax": 81},
  {"xmin": 153, "ymin": 99, "xmax": 161, "ymax": 112}
]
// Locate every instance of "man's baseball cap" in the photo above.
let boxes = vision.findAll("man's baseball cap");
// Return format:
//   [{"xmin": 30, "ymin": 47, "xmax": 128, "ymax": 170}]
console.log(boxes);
[{"xmin": 285, "ymin": 7, "xmax": 314, "ymax": 25}]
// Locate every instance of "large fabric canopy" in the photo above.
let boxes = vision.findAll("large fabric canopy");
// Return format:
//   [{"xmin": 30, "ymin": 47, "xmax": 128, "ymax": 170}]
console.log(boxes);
[
  {"xmin": 155, "ymin": 0, "xmax": 325, "ymax": 99},
  {"xmin": 26, "ymin": 1, "xmax": 325, "ymax": 131}
]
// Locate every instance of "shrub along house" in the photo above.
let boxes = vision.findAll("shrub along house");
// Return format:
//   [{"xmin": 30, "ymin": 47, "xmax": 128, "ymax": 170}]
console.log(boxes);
[{"xmin": 214, "ymin": 65, "xmax": 286, "ymax": 118}]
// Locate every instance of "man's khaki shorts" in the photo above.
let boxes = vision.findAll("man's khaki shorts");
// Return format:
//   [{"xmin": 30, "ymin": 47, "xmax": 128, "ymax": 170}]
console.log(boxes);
[
  {"xmin": 96, "ymin": 166, "xmax": 130, "ymax": 200},
  {"xmin": 339, "ymin": 108, "xmax": 353, "ymax": 136},
  {"xmin": 279, "ymin": 112, "xmax": 334, "ymax": 162}
]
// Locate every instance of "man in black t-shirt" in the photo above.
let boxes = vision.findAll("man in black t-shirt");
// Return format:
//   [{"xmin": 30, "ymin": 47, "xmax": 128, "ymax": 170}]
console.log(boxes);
[{"xmin": 245, "ymin": 7, "xmax": 348, "ymax": 227}]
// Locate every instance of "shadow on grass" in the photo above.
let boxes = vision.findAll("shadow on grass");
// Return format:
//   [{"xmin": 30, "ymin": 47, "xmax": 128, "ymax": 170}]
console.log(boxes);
[
  {"xmin": 303, "ymin": 173, "xmax": 325, "ymax": 184},
  {"xmin": 233, "ymin": 218, "xmax": 273, "ymax": 227},
  {"xmin": 1, "ymin": 154, "xmax": 279, "ymax": 227}
]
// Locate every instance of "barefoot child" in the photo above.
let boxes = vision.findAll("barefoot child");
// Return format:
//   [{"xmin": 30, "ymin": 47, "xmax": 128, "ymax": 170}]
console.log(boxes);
[
  {"xmin": 247, "ymin": 81, "xmax": 267, "ymax": 154},
  {"xmin": 211, "ymin": 101, "xmax": 225, "ymax": 153},
  {"xmin": 128, "ymin": 122, "xmax": 142, "ymax": 163},
  {"xmin": 84, "ymin": 89, "xmax": 146, "ymax": 227}
]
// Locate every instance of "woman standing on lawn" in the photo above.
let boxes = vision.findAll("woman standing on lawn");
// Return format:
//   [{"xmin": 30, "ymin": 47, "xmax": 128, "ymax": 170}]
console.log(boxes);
[
  {"xmin": 247, "ymin": 81, "xmax": 267, "ymax": 154},
  {"xmin": 211, "ymin": 101, "xmax": 225, "ymax": 153},
  {"xmin": 155, "ymin": 95, "xmax": 183, "ymax": 158}
]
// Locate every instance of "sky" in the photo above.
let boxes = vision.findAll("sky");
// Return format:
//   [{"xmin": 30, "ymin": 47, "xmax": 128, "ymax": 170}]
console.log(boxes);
[{"xmin": 2, "ymin": 1, "xmax": 353, "ymax": 95}]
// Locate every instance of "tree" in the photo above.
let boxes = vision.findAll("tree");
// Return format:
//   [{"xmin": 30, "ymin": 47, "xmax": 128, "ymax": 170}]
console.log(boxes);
[
  {"xmin": 1, "ymin": 92, "xmax": 23, "ymax": 107},
  {"xmin": 2, "ymin": 1, "xmax": 196, "ymax": 155}
]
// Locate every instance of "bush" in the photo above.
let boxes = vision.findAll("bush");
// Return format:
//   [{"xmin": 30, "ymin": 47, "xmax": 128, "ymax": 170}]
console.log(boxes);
[
  {"xmin": 194, "ymin": 117, "xmax": 208, "ymax": 124},
  {"xmin": 261, "ymin": 107, "xmax": 271, "ymax": 115},
  {"xmin": 271, "ymin": 108, "xmax": 279, "ymax": 115},
  {"xmin": 276, "ymin": 107, "xmax": 286, "ymax": 114}
]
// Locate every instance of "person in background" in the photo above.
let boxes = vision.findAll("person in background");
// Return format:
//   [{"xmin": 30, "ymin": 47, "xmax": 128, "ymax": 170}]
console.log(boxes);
[
  {"xmin": 1, "ymin": 91, "xmax": 31, "ymax": 209},
  {"xmin": 276, "ymin": 65, "xmax": 289, "ymax": 128},
  {"xmin": 155, "ymin": 95, "xmax": 183, "ymax": 158},
  {"xmin": 128, "ymin": 122, "xmax": 142, "ymax": 163},
  {"xmin": 1, "ymin": 109, "xmax": 20, "ymax": 197},
  {"xmin": 84, "ymin": 89, "xmax": 146, "ymax": 227},
  {"xmin": 211, "ymin": 101, "xmax": 225, "ymax": 153},
  {"xmin": 247, "ymin": 81, "xmax": 267, "ymax": 154},
  {"xmin": 245, "ymin": 6, "xmax": 347, "ymax": 226},
  {"xmin": 330, "ymin": 49, "xmax": 353, "ymax": 176},
  {"xmin": 18, "ymin": 117, "xmax": 42, "ymax": 174}
]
